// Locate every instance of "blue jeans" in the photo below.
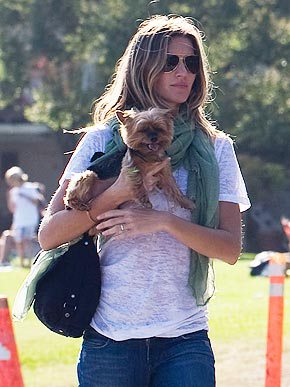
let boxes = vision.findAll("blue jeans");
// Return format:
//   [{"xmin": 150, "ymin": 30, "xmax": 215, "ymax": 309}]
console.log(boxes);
[{"xmin": 77, "ymin": 327, "xmax": 215, "ymax": 387}]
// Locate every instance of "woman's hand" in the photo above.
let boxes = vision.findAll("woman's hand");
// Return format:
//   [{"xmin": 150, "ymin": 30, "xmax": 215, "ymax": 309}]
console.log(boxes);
[
  {"xmin": 95, "ymin": 208, "xmax": 171, "ymax": 238},
  {"xmin": 88, "ymin": 158, "xmax": 169, "ymax": 237}
]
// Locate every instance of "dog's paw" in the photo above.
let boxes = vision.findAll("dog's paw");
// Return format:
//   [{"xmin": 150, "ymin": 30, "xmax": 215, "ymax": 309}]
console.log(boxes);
[
  {"xmin": 137, "ymin": 197, "xmax": 152, "ymax": 209},
  {"xmin": 64, "ymin": 171, "xmax": 99, "ymax": 211},
  {"xmin": 179, "ymin": 197, "xmax": 195, "ymax": 210}
]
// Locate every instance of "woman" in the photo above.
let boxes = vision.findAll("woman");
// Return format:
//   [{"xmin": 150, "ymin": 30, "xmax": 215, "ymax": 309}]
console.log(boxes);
[{"xmin": 39, "ymin": 15, "xmax": 250, "ymax": 386}]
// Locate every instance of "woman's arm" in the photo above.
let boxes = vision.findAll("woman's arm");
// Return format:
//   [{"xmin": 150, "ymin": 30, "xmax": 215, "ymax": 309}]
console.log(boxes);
[
  {"xmin": 95, "ymin": 201, "xmax": 242, "ymax": 265},
  {"xmin": 164, "ymin": 201, "xmax": 242, "ymax": 264},
  {"xmin": 6, "ymin": 190, "xmax": 15, "ymax": 214},
  {"xmin": 38, "ymin": 176, "xmax": 131, "ymax": 250},
  {"xmin": 38, "ymin": 160, "xmax": 169, "ymax": 250}
]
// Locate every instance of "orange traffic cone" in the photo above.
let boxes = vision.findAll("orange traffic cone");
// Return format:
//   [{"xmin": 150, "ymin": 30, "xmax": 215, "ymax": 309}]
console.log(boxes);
[{"xmin": 0, "ymin": 295, "xmax": 24, "ymax": 387}]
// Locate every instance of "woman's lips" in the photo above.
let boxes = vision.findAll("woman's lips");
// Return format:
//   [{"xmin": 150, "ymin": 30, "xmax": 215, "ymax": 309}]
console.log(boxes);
[{"xmin": 171, "ymin": 84, "xmax": 188, "ymax": 88}]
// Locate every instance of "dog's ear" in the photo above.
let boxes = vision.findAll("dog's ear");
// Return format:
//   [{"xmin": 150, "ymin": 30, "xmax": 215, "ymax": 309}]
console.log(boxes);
[
  {"xmin": 116, "ymin": 110, "xmax": 126, "ymax": 124},
  {"xmin": 116, "ymin": 109, "xmax": 135, "ymax": 125},
  {"xmin": 164, "ymin": 109, "xmax": 175, "ymax": 120}
]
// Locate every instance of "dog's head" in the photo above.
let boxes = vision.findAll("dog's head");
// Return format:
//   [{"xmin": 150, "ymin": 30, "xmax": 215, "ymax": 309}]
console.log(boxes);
[{"xmin": 116, "ymin": 108, "xmax": 174, "ymax": 157}]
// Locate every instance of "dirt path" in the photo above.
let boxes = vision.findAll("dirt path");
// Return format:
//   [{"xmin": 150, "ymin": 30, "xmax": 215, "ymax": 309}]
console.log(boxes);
[{"xmin": 214, "ymin": 339, "xmax": 290, "ymax": 386}]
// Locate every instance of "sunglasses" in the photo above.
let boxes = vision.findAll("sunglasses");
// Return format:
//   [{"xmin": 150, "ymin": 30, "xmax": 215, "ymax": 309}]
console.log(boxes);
[{"xmin": 163, "ymin": 54, "xmax": 199, "ymax": 74}]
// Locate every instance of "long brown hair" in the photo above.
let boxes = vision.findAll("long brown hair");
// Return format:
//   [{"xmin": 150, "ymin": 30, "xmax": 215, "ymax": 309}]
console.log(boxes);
[{"xmin": 93, "ymin": 15, "xmax": 217, "ymax": 136}]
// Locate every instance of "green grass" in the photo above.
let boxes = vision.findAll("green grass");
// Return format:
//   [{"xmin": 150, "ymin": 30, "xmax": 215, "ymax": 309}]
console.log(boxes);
[
  {"xmin": 211, "ymin": 260, "xmax": 290, "ymax": 341},
  {"xmin": 1, "ymin": 257, "xmax": 289, "ymax": 386},
  {"xmin": 210, "ymin": 260, "xmax": 290, "ymax": 387},
  {"xmin": 1, "ymin": 267, "xmax": 81, "ymax": 387}
]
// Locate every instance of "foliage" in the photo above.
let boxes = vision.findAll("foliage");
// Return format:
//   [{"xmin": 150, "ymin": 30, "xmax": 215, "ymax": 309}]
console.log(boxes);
[
  {"xmin": 211, "ymin": 2, "xmax": 290, "ymax": 170},
  {"xmin": 0, "ymin": 0, "xmax": 289, "ymax": 195},
  {"xmin": 0, "ymin": 1, "xmax": 33, "ymax": 106},
  {"xmin": 238, "ymin": 154, "xmax": 289, "ymax": 201}
]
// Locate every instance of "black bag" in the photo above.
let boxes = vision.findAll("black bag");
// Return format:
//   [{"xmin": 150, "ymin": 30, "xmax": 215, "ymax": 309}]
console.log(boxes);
[
  {"xmin": 88, "ymin": 149, "xmax": 126, "ymax": 179},
  {"xmin": 33, "ymin": 233, "xmax": 101, "ymax": 338}
]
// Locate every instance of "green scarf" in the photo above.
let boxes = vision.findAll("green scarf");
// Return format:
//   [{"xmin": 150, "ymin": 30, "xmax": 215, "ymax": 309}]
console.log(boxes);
[{"xmin": 103, "ymin": 114, "xmax": 219, "ymax": 306}]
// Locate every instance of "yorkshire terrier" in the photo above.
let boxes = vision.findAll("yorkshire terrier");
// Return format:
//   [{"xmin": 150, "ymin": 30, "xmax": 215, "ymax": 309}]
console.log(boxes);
[{"xmin": 64, "ymin": 108, "xmax": 194, "ymax": 211}]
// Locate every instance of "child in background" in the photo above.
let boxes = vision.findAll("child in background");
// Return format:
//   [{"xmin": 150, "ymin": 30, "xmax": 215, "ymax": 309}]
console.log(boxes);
[{"xmin": 4, "ymin": 166, "xmax": 44, "ymax": 267}]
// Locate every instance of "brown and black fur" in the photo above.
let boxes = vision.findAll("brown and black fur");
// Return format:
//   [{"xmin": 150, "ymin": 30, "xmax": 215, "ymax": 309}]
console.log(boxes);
[{"xmin": 64, "ymin": 108, "xmax": 194, "ymax": 211}]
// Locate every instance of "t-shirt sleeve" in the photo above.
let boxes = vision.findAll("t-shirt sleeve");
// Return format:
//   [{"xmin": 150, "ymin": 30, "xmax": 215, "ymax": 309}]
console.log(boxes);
[
  {"xmin": 59, "ymin": 126, "xmax": 113, "ymax": 186},
  {"xmin": 214, "ymin": 136, "xmax": 251, "ymax": 212}
]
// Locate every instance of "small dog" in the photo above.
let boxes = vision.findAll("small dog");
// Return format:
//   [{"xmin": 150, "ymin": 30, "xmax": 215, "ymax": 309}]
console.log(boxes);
[{"xmin": 64, "ymin": 108, "xmax": 194, "ymax": 211}]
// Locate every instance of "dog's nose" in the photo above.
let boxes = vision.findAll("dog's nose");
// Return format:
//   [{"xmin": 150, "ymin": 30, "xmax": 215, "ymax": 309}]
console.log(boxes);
[{"xmin": 148, "ymin": 132, "xmax": 158, "ymax": 142}]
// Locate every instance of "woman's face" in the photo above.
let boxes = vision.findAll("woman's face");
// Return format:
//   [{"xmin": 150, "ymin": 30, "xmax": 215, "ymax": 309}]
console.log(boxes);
[{"xmin": 154, "ymin": 35, "xmax": 197, "ymax": 109}]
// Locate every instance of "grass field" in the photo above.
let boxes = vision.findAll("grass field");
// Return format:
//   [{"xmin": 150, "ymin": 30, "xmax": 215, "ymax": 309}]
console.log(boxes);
[{"xmin": 1, "ymin": 257, "xmax": 290, "ymax": 387}]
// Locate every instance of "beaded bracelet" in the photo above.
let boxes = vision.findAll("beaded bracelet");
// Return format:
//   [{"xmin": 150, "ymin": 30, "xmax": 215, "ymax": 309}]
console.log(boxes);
[{"xmin": 86, "ymin": 210, "xmax": 98, "ymax": 224}]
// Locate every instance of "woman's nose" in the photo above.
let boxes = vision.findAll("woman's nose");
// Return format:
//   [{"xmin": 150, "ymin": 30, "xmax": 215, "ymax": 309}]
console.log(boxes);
[{"xmin": 175, "ymin": 62, "xmax": 188, "ymax": 76}]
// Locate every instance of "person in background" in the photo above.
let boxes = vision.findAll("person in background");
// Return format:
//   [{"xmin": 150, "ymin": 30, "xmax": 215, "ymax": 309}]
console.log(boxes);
[
  {"xmin": 281, "ymin": 217, "xmax": 290, "ymax": 250},
  {"xmin": 0, "ymin": 230, "xmax": 15, "ymax": 266},
  {"xmin": 3, "ymin": 166, "xmax": 44, "ymax": 267},
  {"xmin": 281, "ymin": 217, "xmax": 290, "ymax": 275},
  {"xmin": 38, "ymin": 15, "xmax": 250, "ymax": 386}
]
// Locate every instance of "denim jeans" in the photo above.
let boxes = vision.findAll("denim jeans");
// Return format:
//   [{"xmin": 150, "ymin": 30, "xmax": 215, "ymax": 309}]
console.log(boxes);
[{"xmin": 77, "ymin": 327, "xmax": 215, "ymax": 387}]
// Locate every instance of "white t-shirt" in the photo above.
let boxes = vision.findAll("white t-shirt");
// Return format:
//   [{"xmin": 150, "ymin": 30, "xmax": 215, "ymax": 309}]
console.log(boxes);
[
  {"xmin": 10, "ymin": 182, "xmax": 41, "ymax": 229},
  {"xmin": 60, "ymin": 125, "xmax": 250, "ymax": 341}
]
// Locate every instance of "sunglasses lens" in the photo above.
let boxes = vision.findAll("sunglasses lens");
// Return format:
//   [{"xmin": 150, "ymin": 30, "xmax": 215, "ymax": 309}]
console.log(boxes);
[
  {"xmin": 185, "ymin": 56, "xmax": 199, "ymax": 74},
  {"xmin": 164, "ymin": 55, "xmax": 179, "ymax": 72},
  {"xmin": 163, "ymin": 55, "xmax": 199, "ymax": 74}
]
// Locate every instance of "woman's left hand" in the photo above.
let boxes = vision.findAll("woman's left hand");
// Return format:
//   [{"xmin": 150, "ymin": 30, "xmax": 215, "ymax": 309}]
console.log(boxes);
[{"xmin": 95, "ymin": 208, "xmax": 170, "ymax": 238}]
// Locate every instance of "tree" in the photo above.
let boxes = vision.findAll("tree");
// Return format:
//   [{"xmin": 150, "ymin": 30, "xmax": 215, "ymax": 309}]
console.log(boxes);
[
  {"xmin": 207, "ymin": 1, "xmax": 290, "ymax": 200},
  {"xmin": 0, "ymin": 0, "xmax": 289, "ymax": 201},
  {"xmin": 0, "ymin": 1, "xmax": 33, "ymax": 107}
]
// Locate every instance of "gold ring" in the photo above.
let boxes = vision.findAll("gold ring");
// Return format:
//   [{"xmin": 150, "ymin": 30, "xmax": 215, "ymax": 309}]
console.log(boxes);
[{"xmin": 120, "ymin": 224, "xmax": 125, "ymax": 232}]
